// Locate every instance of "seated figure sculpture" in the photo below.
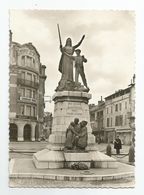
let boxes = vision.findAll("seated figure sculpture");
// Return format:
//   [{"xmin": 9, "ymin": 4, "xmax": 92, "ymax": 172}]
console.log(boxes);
[
  {"xmin": 77, "ymin": 120, "xmax": 88, "ymax": 150},
  {"xmin": 64, "ymin": 119, "xmax": 88, "ymax": 151}
]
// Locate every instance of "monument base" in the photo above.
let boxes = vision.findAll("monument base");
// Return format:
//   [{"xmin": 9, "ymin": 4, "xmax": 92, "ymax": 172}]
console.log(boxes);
[
  {"xmin": 33, "ymin": 149, "xmax": 64, "ymax": 169},
  {"xmin": 33, "ymin": 91, "xmax": 118, "ymax": 170},
  {"xmin": 33, "ymin": 149, "xmax": 118, "ymax": 169}
]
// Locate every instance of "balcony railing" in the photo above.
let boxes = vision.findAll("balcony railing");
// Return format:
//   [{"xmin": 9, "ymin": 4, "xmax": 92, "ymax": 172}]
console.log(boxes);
[
  {"xmin": 16, "ymin": 114, "xmax": 37, "ymax": 120},
  {"xmin": 17, "ymin": 78, "xmax": 39, "ymax": 89},
  {"xmin": 19, "ymin": 96, "xmax": 36, "ymax": 103}
]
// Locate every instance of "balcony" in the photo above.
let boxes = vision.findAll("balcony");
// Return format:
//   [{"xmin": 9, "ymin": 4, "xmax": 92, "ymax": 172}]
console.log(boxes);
[
  {"xmin": 19, "ymin": 96, "xmax": 37, "ymax": 103},
  {"xmin": 16, "ymin": 114, "xmax": 37, "ymax": 121},
  {"xmin": 17, "ymin": 78, "xmax": 39, "ymax": 89}
]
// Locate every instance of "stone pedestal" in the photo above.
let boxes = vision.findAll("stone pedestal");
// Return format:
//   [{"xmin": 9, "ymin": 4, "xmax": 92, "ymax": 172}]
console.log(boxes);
[
  {"xmin": 33, "ymin": 149, "xmax": 64, "ymax": 169},
  {"xmin": 48, "ymin": 91, "xmax": 95, "ymax": 149}
]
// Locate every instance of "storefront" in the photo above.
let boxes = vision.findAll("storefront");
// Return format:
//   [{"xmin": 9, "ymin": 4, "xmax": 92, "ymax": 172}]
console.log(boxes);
[
  {"xmin": 104, "ymin": 128, "xmax": 115, "ymax": 143},
  {"xmin": 116, "ymin": 129, "xmax": 132, "ymax": 145}
]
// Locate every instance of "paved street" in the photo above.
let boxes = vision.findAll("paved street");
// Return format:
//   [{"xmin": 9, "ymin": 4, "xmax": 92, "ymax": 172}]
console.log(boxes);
[
  {"xmin": 9, "ymin": 141, "xmax": 47, "ymax": 152},
  {"xmin": 10, "ymin": 177, "xmax": 134, "ymax": 188},
  {"xmin": 9, "ymin": 141, "xmax": 130, "ymax": 153}
]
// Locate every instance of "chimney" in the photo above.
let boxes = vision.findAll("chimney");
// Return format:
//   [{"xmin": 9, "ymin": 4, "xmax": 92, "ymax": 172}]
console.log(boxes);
[
  {"xmin": 101, "ymin": 96, "xmax": 102, "ymax": 101},
  {"xmin": 9, "ymin": 30, "xmax": 12, "ymax": 45},
  {"xmin": 131, "ymin": 79, "xmax": 132, "ymax": 85},
  {"xmin": 133, "ymin": 74, "xmax": 135, "ymax": 84},
  {"xmin": 41, "ymin": 64, "xmax": 46, "ymax": 77}
]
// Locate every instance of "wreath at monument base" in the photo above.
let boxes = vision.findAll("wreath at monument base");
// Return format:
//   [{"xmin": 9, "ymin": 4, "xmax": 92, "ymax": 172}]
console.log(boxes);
[{"xmin": 71, "ymin": 162, "xmax": 89, "ymax": 170}]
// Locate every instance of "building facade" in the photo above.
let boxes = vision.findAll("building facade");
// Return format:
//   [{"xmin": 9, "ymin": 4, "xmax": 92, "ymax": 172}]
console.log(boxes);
[
  {"xmin": 89, "ymin": 76, "xmax": 135, "ymax": 145},
  {"xmin": 104, "ymin": 77, "xmax": 135, "ymax": 145},
  {"xmin": 89, "ymin": 98, "xmax": 105, "ymax": 143},
  {"xmin": 43, "ymin": 112, "xmax": 53, "ymax": 140},
  {"xmin": 9, "ymin": 31, "xmax": 47, "ymax": 141}
]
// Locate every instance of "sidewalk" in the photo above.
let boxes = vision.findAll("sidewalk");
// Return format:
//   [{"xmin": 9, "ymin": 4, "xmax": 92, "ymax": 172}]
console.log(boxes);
[
  {"xmin": 9, "ymin": 141, "xmax": 48, "ymax": 152},
  {"xmin": 95, "ymin": 143, "xmax": 131, "ymax": 164},
  {"xmin": 95, "ymin": 143, "xmax": 130, "ymax": 154},
  {"xmin": 9, "ymin": 142, "xmax": 130, "ymax": 153}
]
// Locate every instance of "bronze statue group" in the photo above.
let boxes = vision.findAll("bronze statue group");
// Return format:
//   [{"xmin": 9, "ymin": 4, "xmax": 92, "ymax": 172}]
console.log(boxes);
[
  {"xmin": 64, "ymin": 118, "xmax": 88, "ymax": 151},
  {"xmin": 56, "ymin": 25, "xmax": 89, "ymax": 91}
]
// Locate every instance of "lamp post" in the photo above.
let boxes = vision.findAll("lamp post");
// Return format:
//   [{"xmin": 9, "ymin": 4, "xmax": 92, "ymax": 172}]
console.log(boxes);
[
  {"xmin": 128, "ymin": 115, "xmax": 135, "ymax": 164},
  {"xmin": 129, "ymin": 116, "xmax": 135, "ymax": 145}
]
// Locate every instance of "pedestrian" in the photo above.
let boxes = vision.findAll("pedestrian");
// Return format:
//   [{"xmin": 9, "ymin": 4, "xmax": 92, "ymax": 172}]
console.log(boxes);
[{"xmin": 114, "ymin": 135, "xmax": 122, "ymax": 154}]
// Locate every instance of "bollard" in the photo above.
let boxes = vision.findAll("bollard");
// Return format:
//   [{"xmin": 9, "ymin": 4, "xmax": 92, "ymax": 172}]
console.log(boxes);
[
  {"xmin": 106, "ymin": 143, "xmax": 112, "ymax": 157},
  {"xmin": 129, "ymin": 144, "xmax": 135, "ymax": 164}
]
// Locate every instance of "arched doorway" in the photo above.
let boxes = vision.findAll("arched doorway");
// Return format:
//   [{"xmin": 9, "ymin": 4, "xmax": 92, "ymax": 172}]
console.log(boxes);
[
  {"xmin": 9, "ymin": 123, "xmax": 18, "ymax": 141},
  {"xmin": 24, "ymin": 124, "xmax": 31, "ymax": 141},
  {"xmin": 35, "ymin": 124, "xmax": 39, "ymax": 141}
]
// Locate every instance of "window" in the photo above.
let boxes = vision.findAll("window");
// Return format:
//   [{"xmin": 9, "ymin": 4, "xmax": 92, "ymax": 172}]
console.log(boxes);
[
  {"xmin": 111, "ymin": 106, "xmax": 113, "ymax": 113},
  {"xmin": 124, "ymin": 115, "xmax": 127, "ymax": 125},
  {"xmin": 119, "ymin": 115, "xmax": 123, "ymax": 126},
  {"xmin": 33, "ymin": 90, "xmax": 36, "ymax": 99},
  {"xmin": 125, "ymin": 101, "xmax": 127, "ymax": 109},
  {"xmin": 27, "ymin": 73, "xmax": 32, "ymax": 81},
  {"xmin": 26, "ymin": 105, "xmax": 31, "ymax": 116},
  {"xmin": 26, "ymin": 89, "xmax": 31, "ymax": 98},
  {"xmin": 115, "ymin": 116, "xmax": 118, "ymax": 126},
  {"xmin": 21, "ymin": 88, "xmax": 25, "ymax": 97},
  {"xmin": 32, "ymin": 58, "xmax": 35, "ymax": 67},
  {"xmin": 115, "ymin": 115, "xmax": 123, "ymax": 126},
  {"xmin": 33, "ymin": 75, "xmax": 36, "ymax": 83},
  {"xmin": 32, "ymin": 107, "xmax": 36, "ymax": 117},
  {"xmin": 107, "ymin": 107, "xmax": 109, "ymax": 114},
  {"xmin": 27, "ymin": 56, "xmax": 32, "ymax": 67},
  {"xmin": 20, "ymin": 105, "xmax": 24, "ymax": 115},
  {"xmin": 107, "ymin": 118, "xmax": 110, "ymax": 127},
  {"xmin": 115, "ymin": 104, "xmax": 118, "ymax": 112},
  {"xmin": 119, "ymin": 103, "xmax": 122, "ymax": 111},
  {"xmin": 21, "ymin": 56, "xmax": 25, "ymax": 66},
  {"xmin": 111, "ymin": 117, "xmax": 113, "ymax": 127},
  {"xmin": 90, "ymin": 113, "xmax": 95, "ymax": 121},
  {"xmin": 21, "ymin": 71, "xmax": 25, "ymax": 79}
]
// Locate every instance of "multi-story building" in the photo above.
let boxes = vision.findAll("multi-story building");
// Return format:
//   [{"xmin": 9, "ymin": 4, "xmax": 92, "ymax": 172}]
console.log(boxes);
[
  {"xmin": 104, "ymin": 76, "xmax": 135, "ymax": 144},
  {"xmin": 89, "ymin": 97, "xmax": 105, "ymax": 143},
  {"xmin": 89, "ymin": 76, "xmax": 135, "ymax": 145},
  {"xmin": 43, "ymin": 112, "xmax": 53, "ymax": 140},
  {"xmin": 9, "ymin": 31, "xmax": 47, "ymax": 141}
]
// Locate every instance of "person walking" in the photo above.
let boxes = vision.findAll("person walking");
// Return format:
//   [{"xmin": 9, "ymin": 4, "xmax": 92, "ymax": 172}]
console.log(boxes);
[{"xmin": 114, "ymin": 135, "xmax": 122, "ymax": 154}]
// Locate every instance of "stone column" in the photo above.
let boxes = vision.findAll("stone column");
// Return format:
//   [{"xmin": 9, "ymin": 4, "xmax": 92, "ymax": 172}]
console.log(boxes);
[
  {"xmin": 31, "ymin": 123, "xmax": 36, "ymax": 141},
  {"xmin": 17, "ymin": 122, "xmax": 24, "ymax": 141}
]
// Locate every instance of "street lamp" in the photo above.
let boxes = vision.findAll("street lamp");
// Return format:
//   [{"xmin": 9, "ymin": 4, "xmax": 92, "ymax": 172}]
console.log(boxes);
[
  {"xmin": 44, "ymin": 95, "xmax": 52, "ymax": 103},
  {"xmin": 129, "ymin": 116, "xmax": 135, "ymax": 144}
]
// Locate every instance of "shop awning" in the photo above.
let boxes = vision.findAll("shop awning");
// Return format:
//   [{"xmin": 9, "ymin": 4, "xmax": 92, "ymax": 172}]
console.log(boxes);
[
  {"xmin": 116, "ymin": 129, "xmax": 132, "ymax": 133},
  {"xmin": 105, "ymin": 128, "xmax": 115, "ymax": 132}
]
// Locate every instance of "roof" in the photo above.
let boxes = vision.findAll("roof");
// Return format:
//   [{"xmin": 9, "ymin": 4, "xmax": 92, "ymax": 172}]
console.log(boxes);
[
  {"xmin": 12, "ymin": 41, "xmax": 40, "ymax": 58},
  {"xmin": 105, "ymin": 86, "xmax": 132, "ymax": 101}
]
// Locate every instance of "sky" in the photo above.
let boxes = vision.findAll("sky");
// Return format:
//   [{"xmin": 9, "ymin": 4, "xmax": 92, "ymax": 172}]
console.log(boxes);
[{"xmin": 10, "ymin": 10, "xmax": 135, "ymax": 113}]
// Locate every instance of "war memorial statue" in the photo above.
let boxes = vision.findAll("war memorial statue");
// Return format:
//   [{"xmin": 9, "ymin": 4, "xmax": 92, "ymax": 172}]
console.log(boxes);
[
  {"xmin": 33, "ymin": 25, "xmax": 118, "ymax": 171},
  {"xmin": 56, "ymin": 25, "xmax": 89, "ymax": 92}
]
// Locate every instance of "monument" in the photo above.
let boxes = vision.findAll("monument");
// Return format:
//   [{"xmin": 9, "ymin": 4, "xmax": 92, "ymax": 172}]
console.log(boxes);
[{"xmin": 33, "ymin": 25, "xmax": 117, "ymax": 169}]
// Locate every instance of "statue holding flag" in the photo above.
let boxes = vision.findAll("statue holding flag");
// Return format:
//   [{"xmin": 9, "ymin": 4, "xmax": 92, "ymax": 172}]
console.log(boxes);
[{"xmin": 56, "ymin": 24, "xmax": 85, "ymax": 91}]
